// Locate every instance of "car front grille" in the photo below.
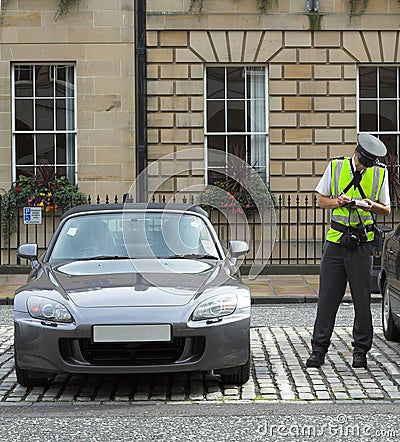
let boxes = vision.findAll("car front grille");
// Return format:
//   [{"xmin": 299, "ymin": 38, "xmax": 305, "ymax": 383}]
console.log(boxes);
[{"xmin": 59, "ymin": 337, "xmax": 205, "ymax": 366}]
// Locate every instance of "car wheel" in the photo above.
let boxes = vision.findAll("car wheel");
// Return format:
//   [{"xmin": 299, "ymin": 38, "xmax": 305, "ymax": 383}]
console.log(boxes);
[
  {"xmin": 382, "ymin": 281, "xmax": 400, "ymax": 342},
  {"xmin": 218, "ymin": 358, "xmax": 251, "ymax": 386},
  {"xmin": 14, "ymin": 350, "xmax": 50, "ymax": 388}
]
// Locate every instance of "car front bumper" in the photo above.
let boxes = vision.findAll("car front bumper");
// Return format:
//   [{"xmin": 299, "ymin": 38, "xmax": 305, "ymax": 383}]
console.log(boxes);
[{"xmin": 14, "ymin": 307, "xmax": 250, "ymax": 376}]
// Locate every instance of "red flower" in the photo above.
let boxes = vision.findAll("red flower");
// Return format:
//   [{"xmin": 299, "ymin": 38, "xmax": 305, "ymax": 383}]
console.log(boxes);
[{"xmin": 15, "ymin": 187, "xmax": 20, "ymax": 191}]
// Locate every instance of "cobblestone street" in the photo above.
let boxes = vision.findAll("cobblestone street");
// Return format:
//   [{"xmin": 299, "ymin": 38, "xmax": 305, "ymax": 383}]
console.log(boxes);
[{"xmin": 1, "ymin": 325, "xmax": 400, "ymax": 405}]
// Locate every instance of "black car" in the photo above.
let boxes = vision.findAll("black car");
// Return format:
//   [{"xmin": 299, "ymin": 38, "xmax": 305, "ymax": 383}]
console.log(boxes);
[{"xmin": 378, "ymin": 224, "xmax": 400, "ymax": 341}]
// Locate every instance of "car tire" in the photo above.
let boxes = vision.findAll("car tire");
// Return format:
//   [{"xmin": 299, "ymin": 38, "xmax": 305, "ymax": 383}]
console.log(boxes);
[
  {"xmin": 382, "ymin": 281, "xmax": 400, "ymax": 342},
  {"xmin": 14, "ymin": 350, "xmax": 49, "ymax": 388},
  {"xmin": 219, "ymin": 358, "xmax": 251, "ymax": 386}
]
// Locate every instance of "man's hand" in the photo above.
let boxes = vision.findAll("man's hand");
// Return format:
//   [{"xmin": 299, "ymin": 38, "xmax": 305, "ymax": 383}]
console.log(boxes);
[{"xmin": 337, "ymin": 194, "xmax": 352, "ymax": 207}]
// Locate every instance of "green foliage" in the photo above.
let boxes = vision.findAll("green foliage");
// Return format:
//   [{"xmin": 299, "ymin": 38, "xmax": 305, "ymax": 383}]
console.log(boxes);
[
  {"xmin": 190, "ymin": 0, "xmax": 274, "ymax": 14},
  {"xmin": 257, "ymin": 0, "xmax": 275, "ymax": 15},
  {"xmin": 0, "ymin": 0, "xmax": 79, "ymax": 20},
  {"xmin": 0, "ymin": 0, "xmax": 10, "ymax": 16},
  {"xmin": 349, "ymin": 0, "xmax": 370, "ymax": 16},
  {"xmin": 54, "ymin": 0, "xmax": 80, "ymax": 21},
  {"xmin": 385, "ymin": 151, "xmax": 400, "ymax": 205},
  {"xmin": 200, "ymin": 152, "xmax": 276, "ymax": 215},
  {"xmin": 200, "ymin": 177, "xmax": 275, "ymax": 215},
  {"xmin": 189, "ymin": 0, "xmax": 204, "ymax": 14},
  {"xmin": 1, "ymin": 167, "xmax": 86, "ymax": 243}
]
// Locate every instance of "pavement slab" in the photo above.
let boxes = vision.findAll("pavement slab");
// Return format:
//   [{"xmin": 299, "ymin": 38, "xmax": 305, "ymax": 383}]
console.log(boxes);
[{"xmin": 0, "ymin": 273, "xmax": 379, "ymax": 305}]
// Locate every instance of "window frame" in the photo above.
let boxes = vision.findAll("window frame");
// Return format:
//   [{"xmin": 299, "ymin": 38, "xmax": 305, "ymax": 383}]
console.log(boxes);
[
  {"xmin": 204, "ymin": 65, "xmax": 269, "ymax": 185},
  {"xmin": 357, "ymin": 65, "xmax": 400, "ymax": 160},
  {"xmin": 11, "ymin": 63, "xmax": 78, "ymax": 184}
]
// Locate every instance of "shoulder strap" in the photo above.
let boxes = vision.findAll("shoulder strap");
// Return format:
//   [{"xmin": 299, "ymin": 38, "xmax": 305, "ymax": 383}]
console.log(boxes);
[{"xmin": 347, "ymin": 160, "xmax": 367, "ymax": 199}]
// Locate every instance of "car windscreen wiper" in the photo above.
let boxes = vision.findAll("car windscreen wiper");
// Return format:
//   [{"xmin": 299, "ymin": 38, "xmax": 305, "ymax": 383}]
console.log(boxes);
[
  {"xmin": 77, "ymin": 255, "xmax": 128, "ymax": 261},
  {"xmin": 158, "ymin": 254, "xmax": 219, "ymax": 260}
]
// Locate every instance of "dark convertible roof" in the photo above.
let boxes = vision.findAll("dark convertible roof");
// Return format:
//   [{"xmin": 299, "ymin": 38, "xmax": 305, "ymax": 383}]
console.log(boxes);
[{"xmin": 60, "ymin": 203, "xmax": 208, "ymax": 221}]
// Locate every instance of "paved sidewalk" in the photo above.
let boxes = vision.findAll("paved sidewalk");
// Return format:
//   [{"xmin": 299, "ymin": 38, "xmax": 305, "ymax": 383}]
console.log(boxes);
[
  {"xmin": 1, "ymin": 325, "xmax": 399, "ymax": 403},
  {"xmin": 0, "ymin": 273, "xmax": 381, "ymax": 304}
]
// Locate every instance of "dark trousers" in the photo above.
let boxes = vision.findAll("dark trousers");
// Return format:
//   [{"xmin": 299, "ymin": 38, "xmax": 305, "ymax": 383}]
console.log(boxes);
[{"xmin": 311, "ymin": 241, "xmax": 373, "ymax": 354}]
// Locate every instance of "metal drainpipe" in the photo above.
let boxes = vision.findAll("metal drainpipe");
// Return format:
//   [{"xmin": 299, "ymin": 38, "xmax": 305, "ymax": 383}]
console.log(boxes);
[{"xmin": 135, "ymin": 0, "xmax": 147, "ymax": 202}]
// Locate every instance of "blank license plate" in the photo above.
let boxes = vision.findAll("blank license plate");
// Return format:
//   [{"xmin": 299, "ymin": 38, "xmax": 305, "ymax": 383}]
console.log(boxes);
[{"xmin": 93, "ymin": 324, "xmax": 171, "ymax": 343}]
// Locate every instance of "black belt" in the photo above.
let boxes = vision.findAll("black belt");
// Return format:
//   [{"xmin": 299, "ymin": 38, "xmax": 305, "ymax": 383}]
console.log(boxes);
[{"xmin": 331, "ymin": 220, "xmax": 374, "ymax": 233}]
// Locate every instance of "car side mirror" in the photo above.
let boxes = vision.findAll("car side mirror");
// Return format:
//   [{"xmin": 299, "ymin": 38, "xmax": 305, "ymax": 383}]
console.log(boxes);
[
  {"xmin": 17, "ymin": 243, "xmax": 39, "ymax": 264},
  {"xmin": 228, "ymin": 240, "xmax": 249, "ymax": 259}
]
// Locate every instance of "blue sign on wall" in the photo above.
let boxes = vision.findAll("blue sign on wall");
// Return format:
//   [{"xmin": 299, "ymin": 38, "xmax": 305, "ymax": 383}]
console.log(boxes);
[{"xmin": 23, "ymin": 207, "xmax": 42, "ymax": 225}]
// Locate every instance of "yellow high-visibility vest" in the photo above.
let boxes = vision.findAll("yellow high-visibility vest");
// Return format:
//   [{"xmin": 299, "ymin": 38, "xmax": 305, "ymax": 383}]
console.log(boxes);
[{"xmin": 326, "ymin": 157, "xmax": 386, "ymax": 243}]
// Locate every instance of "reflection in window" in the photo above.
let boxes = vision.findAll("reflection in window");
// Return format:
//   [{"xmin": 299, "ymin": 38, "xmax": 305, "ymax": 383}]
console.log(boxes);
[
  {"xmin": 205, "ymin": 66, "xmax": 268, "ymax": 184},
  {"xmin": 12, "ymin": 64, "xmax": 76, "ymax": 182}
]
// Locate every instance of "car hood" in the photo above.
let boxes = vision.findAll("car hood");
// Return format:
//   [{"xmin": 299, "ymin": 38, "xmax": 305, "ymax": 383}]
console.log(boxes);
[{"xmin": 41, "ymin": 259, "xmax": 237, "ymax": 308}]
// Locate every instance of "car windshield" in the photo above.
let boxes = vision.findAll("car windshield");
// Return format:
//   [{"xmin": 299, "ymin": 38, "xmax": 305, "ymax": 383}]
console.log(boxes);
[{"xmin": 49, "ymin": 211, "xmax": 221, "ymax": 261}]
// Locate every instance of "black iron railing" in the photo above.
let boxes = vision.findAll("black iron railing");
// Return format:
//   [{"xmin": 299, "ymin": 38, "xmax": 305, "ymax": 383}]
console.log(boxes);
[{"xmin": 0, "ymin": 193, "xmax": 398, "ymax": 267}]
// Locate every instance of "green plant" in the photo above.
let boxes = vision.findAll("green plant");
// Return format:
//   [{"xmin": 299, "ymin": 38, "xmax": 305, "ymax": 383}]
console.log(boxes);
[
  {"xmin": 189, "ymin": 0, "xmax": 204, "ymax": 14},
  {"xmin": 349, "ymin": 0, "xmax": 369, "ymax": 17},
  {"xmin": 384, "ymin": 151, "xmax": 400, "ymax": 205},
  {"xmin": 0, "ymin": 0, "xmax": 9, "ymax": 16},
  {"xmin": 190, "ymin": 0, "xmax": 275, "ymax": 15},
  {"xmin": 257, "ymin": 0, "xmax": 275, "ymax": 15},
  {"xmin": 1, "ymin": 166, "xmax": 87, "ymax": 243},
  {"xmin": 0, "ymin": 0, "xmax": 79, "ymax": 20},
  {"xmin": 200, "ymin": 149, "xmax": 275, "ymax": 214},
  {"xmin": 54, "ymin": 0, "xmax": 80, "ymax": 20}
]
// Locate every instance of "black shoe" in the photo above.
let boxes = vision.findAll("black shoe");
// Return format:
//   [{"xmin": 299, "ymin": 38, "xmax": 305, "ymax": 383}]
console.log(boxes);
[
  {"xmin": 306, "ymin": 351, "xmax": 325, "ymax": 368},
  {"xmin": 352, "ymin": 352, "xmax": 367, "ymax": 368}
]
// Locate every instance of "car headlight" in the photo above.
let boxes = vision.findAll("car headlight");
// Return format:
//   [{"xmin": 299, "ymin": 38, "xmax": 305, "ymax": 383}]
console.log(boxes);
[
  {"xmin": 192, "ymin": 294, "xmax": 237, "ymax": 321},
  {"xmin": 27, "ymin": 296, "xmax": 73, "ymax": 323}
]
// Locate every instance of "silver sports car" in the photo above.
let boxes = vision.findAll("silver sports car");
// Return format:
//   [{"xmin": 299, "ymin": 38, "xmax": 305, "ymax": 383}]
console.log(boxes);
[{"xmin": 14, "ymin": 204, "xmax": 251, "ymax": 387}]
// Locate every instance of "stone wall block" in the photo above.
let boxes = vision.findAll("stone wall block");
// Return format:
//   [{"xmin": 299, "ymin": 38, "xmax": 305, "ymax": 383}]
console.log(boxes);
[
  {"xmin": 299, "ymin": 81, "xmax": 327, "ymax": 96},
  {"xmin": 243, "ymin": 31, "xmax": 264, "ymax": 62},
  {"xmin": 160, "ymin": 31, "xmax": 188, "ymax": 47},
  {"xmin": 329, "ymin": 113, "xmax": 356, "ymax": 127},
  {"xmin": 284, "ymin": 97, "xmax": 312, "ymax": 111},
  {"xmin": 284, "ymin": 129, "xmax": 312, "ymax": 143},
  {"xmin": 381, "ymin": 31, "xmax": 397, "ymax": 62},
  {"xmin": 175, "ymin": 48, "xmax": 202, "ymax": 63},
  {"xmin": 210, "ymin": 31, "xmax": 230, "ymax": 62},
  {"xmin": 256, "ymin": 32, "xmax": 283, "ymax": 62},
  {"xmin": 363, "ymin": 32, "xmax": 382, "ymax": 62},
  {"xmin": 342, "ymin": 32, "xmax": 369, "ymax": 62},
  {"xmin": 285, "ymin": 160, "xmax": 313, "ymax": 175},
  {"xmin": 314, "ymin": 31, "xmax": 341, "ymax": 47},
  {"xmin": 284, "ymin": 65, "xmax": 313, "ymax": 79},
  {"xmin": 175, "ymin": 80, "xmax": 203, "ymax": 96},
  {"xmin": 329, "ymin": 48, "xmax": 359, "ymax": 63},
  {"xmin": 329, "ymin": 80, "xmax": 355, "ymax": 95},
  {"xmin": 228, "ymin": 31, "xmax": 245, "ymax": 62},
  {"xmin": 284, "ymin": 31, "xmax": 312, "ymax": 47},
  {"xmin": 190, "ymin": 31, "xmax": 216, "ymax": 62},
  {"xmin": 315, "ymin": 129, "xmax": 343, "ymax": 143},
  {"xmin": 269, "ymin": 80, "xmax": 297, "ymax": 95},
  {"xmin": 269, "ymin": 177, "xmax": 298, "ymax": 192},
  {"xmin": 270, "ymin": 145, "xmax": 298, "ymax": 159},
  {"xmin": 298, "ymin": 49, "xmax": 328, "ymax": 64},
  {"xmin": 269, "ymin": 113, "xmax": 297, "ymax": 127},
  {"xmin": 299, "ymin": 113, "xmax": 328, "ymax": 127},
  {"xmin": 314, "ymin": 97, "xmax": 342, "ymax": 111},
  {"xmin": 314, "ymin": 65, "xmax": 342, "ymax": 79},
  {"xmin": 299, "ymin": 177, "xmax": 320, "ymax": 192},
  {"xmin": 271, "ymin": 48, "xmax": 297, "ymax": 63},
  {"xmin": 147, "ymin": 80, "xmax": 174, "ymax": 96}
]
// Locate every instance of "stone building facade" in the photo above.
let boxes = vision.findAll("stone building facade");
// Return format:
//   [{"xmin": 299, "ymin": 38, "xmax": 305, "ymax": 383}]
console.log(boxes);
[
  {"xmin": 0, "ymin": 0, "xmax": 135, "ymax": 197},
  {"xmin": 0, "ymin": 1, "xmax": 400, "ymax": 202},
  {"xmin": 147, "ymin": 0, "xmax": 400, "ymax": 202}
]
